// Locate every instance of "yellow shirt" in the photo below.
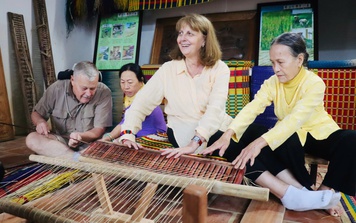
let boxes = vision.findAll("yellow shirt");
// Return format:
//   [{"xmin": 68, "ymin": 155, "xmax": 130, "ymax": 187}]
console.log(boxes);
[
  {"xmin": 120, "ymin": 59, "xmax": 232, "ymax": 146},
  {"xmin": 228, "ymin": 67, "xmax": 340, "ymax": 150}
]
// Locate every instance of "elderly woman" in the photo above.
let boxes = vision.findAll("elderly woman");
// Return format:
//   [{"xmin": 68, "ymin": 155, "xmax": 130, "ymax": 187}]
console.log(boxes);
[{"xmin": 203, "ymin": 32, "xmax": 356, "ymax": 215}]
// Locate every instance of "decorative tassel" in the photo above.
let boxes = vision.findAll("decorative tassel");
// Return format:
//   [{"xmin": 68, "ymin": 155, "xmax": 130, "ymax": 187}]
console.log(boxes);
[
  {"xmin": 74, "ymin": 0, "xmax": 87, "ymax": 19},
  {"xmin": 65, "ymin": 0, "xmax": 75, "ymax": 36},
  {"xmin": 114, "ymin": 0, "xmax": 129, "ymax": 11},
  {"xmin": 93, "ymin": 0, "xmax": 101, "ymax": 12}
]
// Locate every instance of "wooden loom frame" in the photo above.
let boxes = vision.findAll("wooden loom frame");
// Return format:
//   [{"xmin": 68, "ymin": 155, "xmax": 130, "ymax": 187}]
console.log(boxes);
[
  {"xmin": 7, "ymin": 12, "xmax": 37, "ymax": 131},
  {"xmin": 0, "ymin": 152, "xmax": 269, "ymax": 223},
  {"xmin": 33, "ymin": 0, "xmax": 56, "ymax": 88}
]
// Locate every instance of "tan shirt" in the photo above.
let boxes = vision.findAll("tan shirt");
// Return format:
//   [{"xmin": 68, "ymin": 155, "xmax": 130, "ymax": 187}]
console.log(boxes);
[
  {"xmin": 120, "ymin": 59, "xmax": 232, "ymax": 146},
  {"xmin": 228, "ymin": 67, "xmax": 340, "ymax": 150},
  {"xmin": 34, "ymin": 79, "xmax": 113, "ymax": 135}
]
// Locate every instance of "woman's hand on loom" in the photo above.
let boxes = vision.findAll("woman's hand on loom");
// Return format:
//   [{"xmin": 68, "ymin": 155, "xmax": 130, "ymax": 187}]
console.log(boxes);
[
  {"xmin": 202, "ymin": 129, "xmax": 233, "ymax": 157},
  {"xmin": 161, "ymin": 146, "xmax": 197, "ymax": 159},
  {"xmin": 120, "ymin": 139, "xmax": 143, "ymax": 150},
  {"xmin": 231, "ymin": 137, "xmax": 267, "ymax": 169}
]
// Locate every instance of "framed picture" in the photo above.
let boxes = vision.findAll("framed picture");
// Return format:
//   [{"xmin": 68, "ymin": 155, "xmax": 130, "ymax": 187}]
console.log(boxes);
[
  {"xmin": 151, "ymin": 11, "xmax": 257, "ymax": 64},
  {"xmin": 93, "ymin": 11, "xmax": 142, "ymax": 71},
  {"xmin": 256, "ymin": 0, "xmax": 318, "ymax": 65}
]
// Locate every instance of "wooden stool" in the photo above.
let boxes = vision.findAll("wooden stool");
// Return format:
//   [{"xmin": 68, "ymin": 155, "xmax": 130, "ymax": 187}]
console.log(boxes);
[{"xmin": 304, "ymin": 154, "xmax": 329, "ymax": 186}]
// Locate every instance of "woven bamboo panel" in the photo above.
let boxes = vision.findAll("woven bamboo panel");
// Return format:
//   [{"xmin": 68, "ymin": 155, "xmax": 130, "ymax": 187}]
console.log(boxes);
[
  {"xmin": 8, "ymin": 12, "xmax": 37, "ymax": 131},
  {"xmin": 33, "ymin": 0, "xmax": 56, "ymax": 88}
]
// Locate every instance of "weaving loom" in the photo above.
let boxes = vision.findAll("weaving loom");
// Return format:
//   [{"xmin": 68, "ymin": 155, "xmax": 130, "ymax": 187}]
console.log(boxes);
[{"xmin": 0, "ymin": 141, "xmax": 269, "ymax": 223}]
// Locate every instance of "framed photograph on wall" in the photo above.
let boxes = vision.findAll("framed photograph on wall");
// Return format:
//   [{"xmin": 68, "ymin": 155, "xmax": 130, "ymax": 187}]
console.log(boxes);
[
  {"xmin": 93, "ymin": 11, "xmax": 142, "ymax": 128},
  {"xmin": 256, "ymin": 0, "xmax": 318, "ymax": 65},
  {"xmin": 93, "ymin": 11, "xmax": 142, "ymax": 71}
]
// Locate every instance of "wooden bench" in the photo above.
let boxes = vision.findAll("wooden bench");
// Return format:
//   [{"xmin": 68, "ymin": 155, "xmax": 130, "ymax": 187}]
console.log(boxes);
[{"xmin": 304, "ymin": 154, "xmax": 329, "ymax": 186}]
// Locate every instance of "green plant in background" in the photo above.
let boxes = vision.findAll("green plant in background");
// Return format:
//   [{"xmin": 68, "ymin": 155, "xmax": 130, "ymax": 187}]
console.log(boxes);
[{"xmin": 260, "ymin": 10, "xmax": 292, "ymax": 50}]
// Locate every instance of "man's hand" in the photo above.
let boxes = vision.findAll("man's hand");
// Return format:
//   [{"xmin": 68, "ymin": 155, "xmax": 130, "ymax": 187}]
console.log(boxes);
[
  {"xmin": 68, "ymin": 132, "xmax": 83, "ymax": 148},
  {"xmin": 35, "ymin": 121, "xmax": 50, "ymax": 137}
]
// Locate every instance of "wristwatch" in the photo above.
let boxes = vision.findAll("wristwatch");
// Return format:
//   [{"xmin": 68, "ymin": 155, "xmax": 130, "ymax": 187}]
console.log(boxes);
[{"xmin": 191, "ymin": 135, "xmax": 202, "ymax": 146}]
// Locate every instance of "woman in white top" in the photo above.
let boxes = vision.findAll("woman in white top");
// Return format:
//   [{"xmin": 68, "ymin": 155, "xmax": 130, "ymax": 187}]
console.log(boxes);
[{"xmin": 119, "ymin": 14, "xmax": 236, "ymax": 156}]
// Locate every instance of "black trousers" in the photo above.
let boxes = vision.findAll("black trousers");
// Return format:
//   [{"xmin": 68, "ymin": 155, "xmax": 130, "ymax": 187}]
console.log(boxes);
[
  {"xmin": 223, "ymin": 127, "xmax": 356, "ymax": 196},
  {"xmin": 0, "ymin": 161, "xmax": 4, "ymax": 182},
  {"xmin": 304, "ymin": 129, "xmax": 356, "ymax": 196}
]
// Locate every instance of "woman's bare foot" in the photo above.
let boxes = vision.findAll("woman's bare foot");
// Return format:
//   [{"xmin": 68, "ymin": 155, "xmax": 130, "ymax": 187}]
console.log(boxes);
[
  {"xmin": 326, "ymin": 202, "xmax": 344, "ymax": 216},
  {"xmin": 318, "ymin": 184, "xmax": 344, "ymax": 216}
]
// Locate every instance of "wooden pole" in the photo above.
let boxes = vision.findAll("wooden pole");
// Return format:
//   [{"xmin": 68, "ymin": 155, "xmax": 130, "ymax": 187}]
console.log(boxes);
[
  {"xmin": 0, "ymin": 48, "xmax": 14, "ymax": 141},
  {"xmin": 183, "ymin": 184, "xmax": 207, "ymax": 223}
]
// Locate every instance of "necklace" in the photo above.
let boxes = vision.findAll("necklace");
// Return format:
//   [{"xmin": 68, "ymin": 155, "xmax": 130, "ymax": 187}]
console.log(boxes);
[{"xmin": 186, "ymin": 63, "xmax": 204, "ymax": 77}]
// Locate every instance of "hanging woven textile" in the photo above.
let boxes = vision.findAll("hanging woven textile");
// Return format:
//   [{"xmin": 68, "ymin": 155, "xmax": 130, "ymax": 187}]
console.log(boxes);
[
  {"xmin": 65, "ymin": 0, "xmax": 211, "ymax": 34},
  {"xmin": 66, "ymin": 0, "xmax": 130, "ymax": 34},
  {"xmin": 128, "ymin": 0, "xmax": 211, "ymax": 11}
]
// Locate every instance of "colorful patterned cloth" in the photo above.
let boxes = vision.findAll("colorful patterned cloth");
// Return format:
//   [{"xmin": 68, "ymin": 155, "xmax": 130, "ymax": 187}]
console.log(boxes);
[
  {"xmin": 136, "ymin": 132, "xmax": 173, "ymax": 150},
  {"xmin": 226, "ymin": 63, "xmax": 251, "ymax": 118},
  {"xmin": 341, "ymin": 193, "xmax": 356, "ymax": 223},
  {"xmin": 129, "ymin": 0, "xmax": 211, "ymax": 11}
]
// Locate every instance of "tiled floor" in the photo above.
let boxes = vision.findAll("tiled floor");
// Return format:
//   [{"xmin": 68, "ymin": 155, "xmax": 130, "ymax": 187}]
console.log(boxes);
[{"xmin": 0, "ymin": 137, "xmax": 346, "ymax": 223}]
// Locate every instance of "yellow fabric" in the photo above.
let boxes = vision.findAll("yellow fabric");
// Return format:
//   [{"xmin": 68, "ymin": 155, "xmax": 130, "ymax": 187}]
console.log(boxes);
[
  {"xmin": 12, "ymin": 170, "xmax": 79, "ymax": 204},
  {"xmin": 120, "ymin": 59, "xmax": 232, "ymax": 147},
  {"xmin": 123, "ymin": 84, "xmax": 144, "ymax": 108},
  {"xmin": 228, "ymin": 67, "xmax": 340, "ymax": 150},
  {"xmin": 283, "ymin": 67, "xmax": 305, "ymax": 104}
]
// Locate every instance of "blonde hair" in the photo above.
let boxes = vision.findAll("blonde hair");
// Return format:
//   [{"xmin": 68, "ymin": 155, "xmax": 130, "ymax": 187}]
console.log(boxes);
[{"xmin": 169, "ymin": 14, "xmax": 222, "ymax": 67}]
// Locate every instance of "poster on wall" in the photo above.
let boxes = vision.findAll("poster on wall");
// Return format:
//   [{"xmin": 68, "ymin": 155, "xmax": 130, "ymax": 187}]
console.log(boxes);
[
  {"xmin": 93, "ymin": 11, "xmax": 142, "ymax": 70},
  {"xmin": 256, "ymin": 0, "xmax": 317, "ymax": 65}
]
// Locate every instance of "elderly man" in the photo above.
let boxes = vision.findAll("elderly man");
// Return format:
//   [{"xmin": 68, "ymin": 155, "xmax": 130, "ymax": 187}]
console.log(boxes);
[{"xmin": 26, "ymin": 61, "xmax": 112, "ymax": 159}]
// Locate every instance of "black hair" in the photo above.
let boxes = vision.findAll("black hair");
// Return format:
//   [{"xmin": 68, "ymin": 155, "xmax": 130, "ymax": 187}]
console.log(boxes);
[
  {"xmin": 271, "ymin": 32, "xmax": 309, "ymax": 66},
  {"xmin": 118, "ymin": 63, "xmax": 146, "ymax": 84}
]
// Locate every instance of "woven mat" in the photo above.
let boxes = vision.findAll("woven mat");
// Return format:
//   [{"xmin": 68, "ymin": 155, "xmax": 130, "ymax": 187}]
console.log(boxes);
[
  {"xmin": 226, "ymin": 66, "xmax": 250, "ymax": 118},
  {"xmin": 310, "ymin": 68, "xmax": 356, "ymax": 130},
  {"xmin": 341, "ymin": 193, "xmax": 356, "ymax": 223},
  {"xmin": 250, "ymin": 66, "xmax": 278, "ymax": 129}
]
